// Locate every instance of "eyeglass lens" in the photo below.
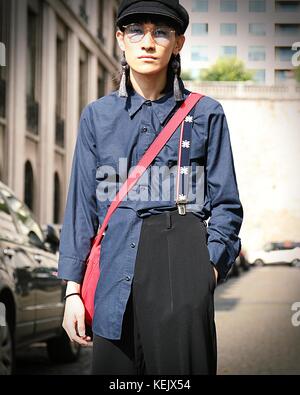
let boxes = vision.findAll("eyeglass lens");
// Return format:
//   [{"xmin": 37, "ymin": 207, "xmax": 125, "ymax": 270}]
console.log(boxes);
[{"xmin": 124, "ymin": 24, "xmax": 175, "ymax": 45}]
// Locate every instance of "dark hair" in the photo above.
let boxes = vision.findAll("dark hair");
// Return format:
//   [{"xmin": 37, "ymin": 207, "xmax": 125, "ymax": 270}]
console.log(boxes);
[{"xmin": 113, "ymin": 15, "xmax": 183, "ymax": 95}]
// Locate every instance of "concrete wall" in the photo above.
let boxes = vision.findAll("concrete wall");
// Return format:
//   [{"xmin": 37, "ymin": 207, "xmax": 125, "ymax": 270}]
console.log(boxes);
[{"xmin": 185, "ymin": 82, "xmax": 300, "ymax": 253}]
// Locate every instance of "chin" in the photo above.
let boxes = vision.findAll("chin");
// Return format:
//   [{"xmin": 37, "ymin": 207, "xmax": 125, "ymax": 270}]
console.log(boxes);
[{"xmin": 134, "ymin": 65, "xmax": 163, "ymax": 75}]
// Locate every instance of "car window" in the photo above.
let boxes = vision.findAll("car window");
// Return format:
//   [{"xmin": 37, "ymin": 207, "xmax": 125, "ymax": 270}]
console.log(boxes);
[
  {"xmin": 0, "ymin": 192, "xmax": 18, "ymax": 239},
  {"xmin": 1, "ymin": 189, "xmax": 45, "ymax": 245},
  {"xmin": 263, "ymin": 243, "xmax": 273, "ymax": 252}
]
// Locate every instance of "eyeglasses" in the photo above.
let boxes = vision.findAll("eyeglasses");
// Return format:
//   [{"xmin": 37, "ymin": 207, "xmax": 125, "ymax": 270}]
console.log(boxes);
[{"xmin": 122, "ymin": 23, "xmax": 176, "ymax": 47}]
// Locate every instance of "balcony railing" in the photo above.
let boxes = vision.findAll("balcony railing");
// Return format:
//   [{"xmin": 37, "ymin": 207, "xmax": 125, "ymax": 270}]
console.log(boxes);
[
  {"xmin": 26, "ymin": 97, "xmax": 39, "ymax": 134},
  {"xmin": 183, "ymin": 81, "xmax": 300, "ymax": 100}
]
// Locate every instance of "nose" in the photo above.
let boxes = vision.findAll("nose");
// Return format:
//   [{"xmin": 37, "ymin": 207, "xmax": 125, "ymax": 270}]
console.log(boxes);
[{"xmin": 141, "ymin": 31, "xmax": 156, "ymax": 48}]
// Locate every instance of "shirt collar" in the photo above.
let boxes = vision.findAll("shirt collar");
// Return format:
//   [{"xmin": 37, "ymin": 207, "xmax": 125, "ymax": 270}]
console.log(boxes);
[{"xmin": 124, "ymin": 84, "xmax": 191, "ymax": 126}]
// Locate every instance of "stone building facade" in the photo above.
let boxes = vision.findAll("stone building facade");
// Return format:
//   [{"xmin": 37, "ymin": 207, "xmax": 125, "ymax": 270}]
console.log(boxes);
[{"xmin": 0, "ymin": 0, "xmax": 121, "ymax": 225}]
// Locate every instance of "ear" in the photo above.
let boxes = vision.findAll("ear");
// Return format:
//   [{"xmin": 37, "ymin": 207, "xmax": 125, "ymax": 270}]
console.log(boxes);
[
  {"xmin": 173, "ymin": 35, "xmax": 185, "ymax": 55},
  {"xmin": 116, "ymin": 30, "xmax": 126, "ymax": 52}
]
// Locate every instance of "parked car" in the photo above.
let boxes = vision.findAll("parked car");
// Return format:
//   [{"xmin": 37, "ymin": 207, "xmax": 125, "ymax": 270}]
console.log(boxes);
[
  {"xmin": 248, "ymin": 241, "xmax": 300, "ymax": 266},
  {"xmin": 0, "ymin": 182, "xmax": 80, "ymax": 375}
]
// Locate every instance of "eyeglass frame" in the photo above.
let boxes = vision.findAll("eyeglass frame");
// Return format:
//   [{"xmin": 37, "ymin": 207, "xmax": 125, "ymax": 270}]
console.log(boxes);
[{"xmin": 121, "ymin": 23, "xmax": 177, "ymax": 46}]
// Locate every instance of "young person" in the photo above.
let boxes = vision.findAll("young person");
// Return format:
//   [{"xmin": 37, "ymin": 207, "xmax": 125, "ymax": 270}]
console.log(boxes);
[{"xmin": 58, "ymin": 0, "xmax": 243, "ymax": 375}]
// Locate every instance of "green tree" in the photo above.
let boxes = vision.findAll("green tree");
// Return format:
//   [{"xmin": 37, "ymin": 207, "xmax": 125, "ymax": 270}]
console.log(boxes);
[
  {"xmin": 201, "ymin": 57, "xmax": 254, "ymax": 82},
  {"xmin": 181, "ymin": 69, "xmax": 194, "ymax": 81}
]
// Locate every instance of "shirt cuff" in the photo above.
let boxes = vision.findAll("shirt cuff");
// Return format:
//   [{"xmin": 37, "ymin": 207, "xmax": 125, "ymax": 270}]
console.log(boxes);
[
  {"xmin": 57, "ymin": 255, "xmax": 86, "ymax": 284},
  {"xmin": 207, "ymin": 241, "xmax": 232, "ymax": 282}
]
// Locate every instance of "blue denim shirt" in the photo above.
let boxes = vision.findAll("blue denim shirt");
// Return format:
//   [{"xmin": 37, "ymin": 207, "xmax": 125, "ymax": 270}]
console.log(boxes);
[{"xmin": 57, "ymin": 85, "xmax": 243, "ymax": 340}]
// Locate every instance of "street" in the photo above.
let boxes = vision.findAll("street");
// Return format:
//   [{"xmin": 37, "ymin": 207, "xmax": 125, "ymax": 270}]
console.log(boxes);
[{"xmin": 16, "ymin": 265, "xmax": 300, "ymax": 375}]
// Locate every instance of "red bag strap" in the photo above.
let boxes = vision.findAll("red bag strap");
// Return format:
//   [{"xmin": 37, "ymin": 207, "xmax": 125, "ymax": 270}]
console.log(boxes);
[{"xmin": 93, "ymin": 92, "xmax": 204, "ymax": 247}]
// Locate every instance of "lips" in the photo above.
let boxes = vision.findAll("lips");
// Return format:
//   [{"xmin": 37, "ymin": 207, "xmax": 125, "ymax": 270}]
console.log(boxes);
[{"xmin": 139, "ymin": 56, "xmax": 157, "ymax": 60}]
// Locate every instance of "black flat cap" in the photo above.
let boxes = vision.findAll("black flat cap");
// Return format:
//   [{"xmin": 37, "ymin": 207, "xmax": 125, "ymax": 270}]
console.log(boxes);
[{"xmin": 116, "ymin": 0, "xmax": 189, "ymax": 34}]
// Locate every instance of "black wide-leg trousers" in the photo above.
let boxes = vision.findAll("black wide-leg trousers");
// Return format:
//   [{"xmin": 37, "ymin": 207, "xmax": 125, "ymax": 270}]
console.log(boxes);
[{"xmin": 91, "ymin": 210, "xmax": 217, "ymax": 375}]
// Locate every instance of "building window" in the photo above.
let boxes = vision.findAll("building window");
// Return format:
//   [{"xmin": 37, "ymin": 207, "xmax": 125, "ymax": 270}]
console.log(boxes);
[
  {"xmin": 0, "ymin": 0, "xmax": 9, "ymax": 120},
  {"xmin": 79, "ymin": 0, "xmax": 89, "ymax": 24},
  {"xmin": 0, "ymin": 124, "xmax": 4, "ymax": 182},
  {"xmin": 220, "ymin": 23, "xmax": 237, "ymax": 35},
  {"xmin": 248, "ymin": 46, "xmax": 266, "ymax": 61},
  {"xmin": 275, "ymin": 24, "xmax": 300, "ymax": 36},
  {"xmin": 97, "ymin": 0, "xmax": 105, "ymax": 43},
  {"xmin": 113, "ymin": 7, "xmax": 119, "ymax": 60},
  {"xmin": 275, "ymin": 46, "xmax": 294, "ymax": 61},
  {"xmin": 249, "ymin": 0, "xmax": 266, "ymax": 12},
  {"xmin": 56, "ymin": 21, "xmax": 67, "ymax": 149},
  {"xmin": 192, "ymin": 0, "xmax": 208, "ymax": 12},
  {"xmin": 26, "ymin": 7, "xmax": 40, "ymax": 135},
  {"xmin": 24, "ymin": 161, "xmax": 34, "ymax": 211},
  {"xmin": 192, "ymin": 23, "xmax": 208, "ymax": 35},
  {"xmin": 275, "ymin": 1, "xmax": 300, "ymax": 12},
  {"xmin": 251, "ymin": 69, "xmax": 266, "ymax": 83},
  {"xmin": 79, "ymin": 45, "xmax": 88, "ymax": 117},
  {"xmin": 98, "ymin": 63, "xmax": 107, "ymax": 98},
  {"xmin": 275, "ymin": 69, "xmax": 294, "ymax": 83},
  {"xmin": 220, "ymin": 0, "xmax": 237, "ymax": 12},
  {"xmin": 249, "ymin": 23, "xmax": 266, "ymax": 35},
  {"xmin": 220, "ymin": 46, "xmax": 237, "ymax": 57},
  {"xmin": 191, "ymin": 45, "xmax": 209, "ymax": 61},
  {"xmin": 53, "ymin": 172, "xmax": 60, "ymax": 224}
]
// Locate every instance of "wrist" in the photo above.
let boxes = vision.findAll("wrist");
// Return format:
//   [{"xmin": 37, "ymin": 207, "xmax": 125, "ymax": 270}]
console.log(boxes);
[
  {"xmin": 66, "ymin": 281, "xmax": 81, "ymax": 294},
  {"xmin": 64, "ymin": 292, "xmax": 81, "ymax": 301}
]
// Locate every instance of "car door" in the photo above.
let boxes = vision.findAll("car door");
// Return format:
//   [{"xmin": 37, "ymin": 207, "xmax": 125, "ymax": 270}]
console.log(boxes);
[
  {"xmin": 32, "ymin": 247, "xmax": 64, "ymax": 336},
  {"xmin": 0, "ymin": 190, "xmax": 36, "ymax": 343},
  {"xmin": 2, "ymin": 188, "xmax": 64, "ymax": 338}
]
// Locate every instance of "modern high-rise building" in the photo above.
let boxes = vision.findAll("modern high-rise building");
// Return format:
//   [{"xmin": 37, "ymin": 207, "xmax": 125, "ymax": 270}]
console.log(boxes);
[{"xmin": 180, "ymin": 0, "xmax": 300, "ymax": 84}]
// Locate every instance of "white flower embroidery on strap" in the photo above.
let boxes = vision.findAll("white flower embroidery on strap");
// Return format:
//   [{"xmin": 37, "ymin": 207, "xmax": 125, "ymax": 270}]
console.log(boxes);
[
  {"xmin": 182, "ymin": 140, "xmax": 190, "ymax": 149},
  {"xmin": 185, "ymin": 115, "xmax": 193, "ymax": 123},
  {"xmin": 180, "ymin": 166, "xmax": 189, "ymax": 175}
]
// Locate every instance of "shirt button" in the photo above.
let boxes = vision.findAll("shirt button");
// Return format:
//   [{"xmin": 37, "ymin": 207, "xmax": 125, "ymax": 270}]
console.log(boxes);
[
  {"xmin": 145, "ymin": 100, "xmax": 152, "ymax": 106},
  {"xmin": 142, "ymin": 127, "xmax": 148, "ymax": 133},
  {"xmin": 130, "ymin": 242, "xmax": 136, "ymax": 248},
  {"xmin": 125, "ymin": 275, "xmax": 131, "ymax": 281}
]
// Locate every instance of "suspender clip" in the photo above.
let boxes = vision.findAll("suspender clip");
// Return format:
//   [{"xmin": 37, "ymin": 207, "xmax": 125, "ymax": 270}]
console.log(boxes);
[{"xmin": 176, "ymin": 195, "xmax": 187, "ymax": 216}]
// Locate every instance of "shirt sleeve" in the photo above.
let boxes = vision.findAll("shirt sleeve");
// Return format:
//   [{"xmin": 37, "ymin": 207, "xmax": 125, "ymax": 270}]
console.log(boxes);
[
  {"xmin": 57, "ymin": 105, "xmax": 100, "ymax": 284},
  {"xmin": 205, "ymin": 102, "xmax": 243, "ymax": 282}
]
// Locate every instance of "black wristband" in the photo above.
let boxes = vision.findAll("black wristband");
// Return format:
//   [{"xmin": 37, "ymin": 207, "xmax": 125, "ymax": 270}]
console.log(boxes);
[{"xmin": 64, "ymin": 292, "xmax": 81, "ymax": 301}]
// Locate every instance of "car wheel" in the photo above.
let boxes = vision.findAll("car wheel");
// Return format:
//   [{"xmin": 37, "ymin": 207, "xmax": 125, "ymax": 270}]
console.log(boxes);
[
  {"xmin": 46, "ymin": 330, "xmax": 81, "ymax": 363},
  {"xmin": 291, "ymin": 259, "xmax": 300, "ymax": 268},
  {"xmin": 254, "ymin": 259, "xmax": 264, "ymax": 266},
  {"xmin": 0, "ymin": 307, "xmax": 14, "ymax": 375}
]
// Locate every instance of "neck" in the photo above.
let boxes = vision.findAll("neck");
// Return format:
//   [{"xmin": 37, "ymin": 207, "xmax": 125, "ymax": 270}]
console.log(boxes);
[{"xmin": 129, "ymin": 68, "xmax": 168, "ymax": 101}]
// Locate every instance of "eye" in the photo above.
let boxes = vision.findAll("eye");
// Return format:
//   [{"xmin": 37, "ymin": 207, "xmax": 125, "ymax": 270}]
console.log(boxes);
[
  {"xmin": 127, "ymin": 25, "xmax": 143, "ymax": 35},
  {"xmin": 154, "ymin": 27, "xmax": 169, "ymax": 37}
]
